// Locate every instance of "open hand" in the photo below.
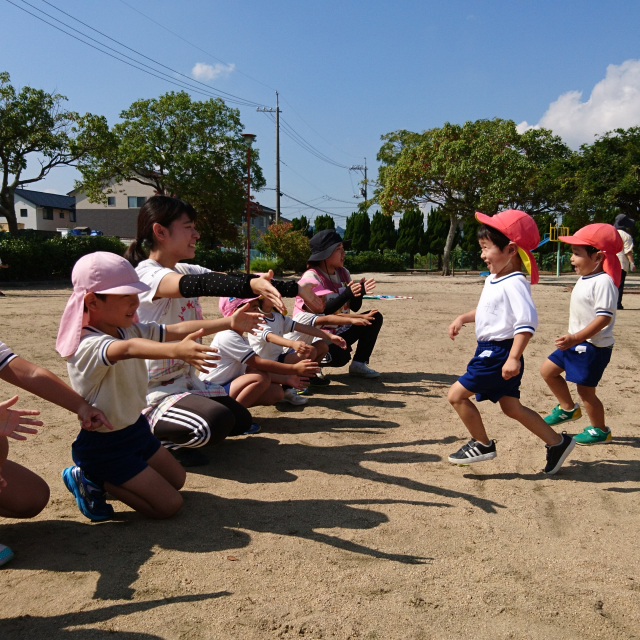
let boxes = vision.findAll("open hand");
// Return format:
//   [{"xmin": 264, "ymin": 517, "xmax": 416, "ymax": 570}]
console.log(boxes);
[
  {"xmin": 298, "ymin": 281, "xmax": 323, "ymax": 313},
  {"xmin": 284, "ymin": 375, "xmax": 309, "ymax": 390},
  {"xmin": 250, "ymin": 271, "xmax": 285, "ymax": 313},
  {"xmin": 0, "ymin": 396, "xmax": 43, "ymax": 440},
  {"xmin": 502, "ymin": 356, "xmax": 521, "ymax": 380},
  {"xmin": 448, "ymin": 316, "xmax": 465, "ymax": 340},
  {"xmin": 329, "ymin": 334, "xmax": 347, "ymax": 350},
  {"xmin": 174, "ymin": 329, "xmax": 221, "ymax": 373},
  {"xmin": 78, "ymin": 404, "xmax": 113, "ymax": 431},
  {"xmin": 230, "ymin": 306, "xmax": 264, "ymax": 335},
  {"xmin": 554, "ymin": 333, "xmax": 578, "ymax": 351},
  {"xmin": 350, "ymin": 309, "xmax": 378, "ymax": 326},
  {"xmin": 294, "ymin": 359, "xmax": 321, "ymax": 377},
  {"xmin": 293, "ymin": 341, "xmax": 313, "ymax": 358}
]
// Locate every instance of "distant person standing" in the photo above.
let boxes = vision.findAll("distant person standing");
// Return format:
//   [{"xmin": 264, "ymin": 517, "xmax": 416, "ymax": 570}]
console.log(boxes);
[
  {"xmin": 614, "ymin": 214, "xmax": 635, "ymax": 310},
  {"xmin": 0, "ymin": 258, "xmax": 8, "ymax": 297}
]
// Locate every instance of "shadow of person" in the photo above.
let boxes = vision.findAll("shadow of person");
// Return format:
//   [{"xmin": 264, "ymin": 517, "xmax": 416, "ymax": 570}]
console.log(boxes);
[
  {"xmin": 316, "ymin": 372, "xmax": 458, "ymax": 397},
  {"xmin": 0, "ymin": 592, "xmax": 228, "ymax": 638},
  {"xmin": 261, "ymin": 416, "xmax": 402, "ymax": 435},
  {"xmin": 2, "ymin": 492, "xmax": 437, "ymax": 601},
  {"xmin": 612, "ymin": 436, "xmax": 640, "ymax": 448},
  {"xmin": 197, "ymin": 435, "xmax": 504, "ymax": 514}
]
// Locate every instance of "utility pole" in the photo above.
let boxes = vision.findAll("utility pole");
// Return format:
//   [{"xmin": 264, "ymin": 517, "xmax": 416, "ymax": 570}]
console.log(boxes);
[
  {"xmin": 257, "ymin": 92, "xmax": 281, "ymax": 223},
  {"xmin": 349, "ymin": 158, "xmax": 368, "ymax": 201}
]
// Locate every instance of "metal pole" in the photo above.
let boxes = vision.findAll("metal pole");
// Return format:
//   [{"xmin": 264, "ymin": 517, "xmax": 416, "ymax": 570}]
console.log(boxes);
[
  {"xmin": 364, "ymin": 158, "xmax": 367, "ymax": 201},
  {"xmin": 246, "ymin": 144, "xmax": 252, "ymax": 274},
  {"xmin": 556, "ymin": 242, "xmax": 560, "ymax": 277},
  {"xmin": 275, "ymin": 91, "xmax": 280, "ymax": 224}
]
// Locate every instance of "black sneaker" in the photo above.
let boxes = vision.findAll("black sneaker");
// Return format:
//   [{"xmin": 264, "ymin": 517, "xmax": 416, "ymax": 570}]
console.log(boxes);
[
  {"xmin": 544, "ymin": 431, "xmax": 575, "ymax": 475},
  {"xmin": 448, "ymin": 439, "xmax": 497, "ymax": 464},
  {"xmin": 170, "ymin": 447, "xmax": 209, "ymax": 467}
]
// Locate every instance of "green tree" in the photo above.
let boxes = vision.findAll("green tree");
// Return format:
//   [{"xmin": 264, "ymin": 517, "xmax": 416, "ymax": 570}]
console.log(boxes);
[
  {"xmin": 313, "ymin": 214, "xmax": 335, "ymax": 233},
  {"xmin": 422, "ymin": 207, "xmax": 454, "ymax": 270},
  {"xmin": 255, "ymin": 222, "xmax": 310, "ymax": 272},
  {"xmin": 344, "ymin": 208, "xmax": 371, "ymax": 252},
  {"xmin": 369, "ymin": 210, "xmax": 397, "ymax": 252},
  {"xmin": 76, "ymin": 90, "xmax": 264, "ymax": 247},
  {"xmin": 377, "ymin": 118, "xmax": 573, "ymax": 274},
  {"xmin": 396, "ymin": 208, "xmax": 424, "ymax": 268},
  {"xmin": 291, "ymin": 215, "xmax": 313, "ymax": 238},
  {"xmin": 0, "ymin": 71, "xmax": 100, "ymax": 234}
]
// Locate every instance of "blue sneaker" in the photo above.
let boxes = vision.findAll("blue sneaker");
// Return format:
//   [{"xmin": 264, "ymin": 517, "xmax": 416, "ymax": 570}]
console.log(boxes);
[
  {"xmin": 0, "ymin": 543, "xmax": 14, "ymax": 567},
  {"xmin": 62, "ymin": 466, "xmax": 114, "ymax": 522},
  {"xmin": 244, "ymin": 423, "xmax": 261, "ymax": 435}
]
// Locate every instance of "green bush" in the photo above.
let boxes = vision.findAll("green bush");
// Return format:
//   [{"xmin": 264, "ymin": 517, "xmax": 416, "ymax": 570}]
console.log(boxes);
[
  {"xmin": 0, "ymin": 234, "xmax": 127, "ymax": 281},
  {"xmin": 345, "ymin": 250, "xmax": 405, "ymax": 273},
  {"xmin": 183, "ymin": 246, "xmax": 244, "ymax": 272},
  {"xmin": 250, "ymin": 257, "xmax": 279, "ymax": 274}
]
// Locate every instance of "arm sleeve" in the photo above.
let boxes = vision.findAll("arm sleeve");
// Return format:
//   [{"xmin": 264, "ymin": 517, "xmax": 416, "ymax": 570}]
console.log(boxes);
[
  {"xmin": 593, "ymin": 278, "xmax": 617, "ymax": 318},
  {"xmin": 507, "ymin": 279, "xmax": 538, "ymax": 336},
  {"xmin": 178, "ymin": 272, "xmax": 257, "ymax": 299},
  {"xmin": 269, "ymin": 279, "xmax": 299, "ymax": 298},
  {"xmin": 324, "ymin": 288, "xmax": 356, "ymax": 315}
]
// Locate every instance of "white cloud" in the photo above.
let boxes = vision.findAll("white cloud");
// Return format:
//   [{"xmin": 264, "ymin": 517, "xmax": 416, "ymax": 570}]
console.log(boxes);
[
  {"xmin": 191, "ymin": 62, "xmax": 236, "ymax": 81},
  {"xmin": 517, "ymin": 58, "xmax": 640, "ymax": 148}
]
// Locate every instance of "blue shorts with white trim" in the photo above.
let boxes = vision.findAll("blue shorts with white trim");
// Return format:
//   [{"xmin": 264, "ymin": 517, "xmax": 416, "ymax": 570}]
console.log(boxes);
[
  {"xmin": 548, "ymin": 342, "xmax": 612, "ymax": 387},
  {"xmin": 458, "ymin": 339, "xmax": 524, "ymax": 403}
]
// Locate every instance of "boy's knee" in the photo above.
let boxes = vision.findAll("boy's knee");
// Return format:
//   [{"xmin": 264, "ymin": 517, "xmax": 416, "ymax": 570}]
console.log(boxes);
[
  {"xmin": 373, "ymin": 311, "xmax": 383, "ymax": 327},
  {"xmin": 155, "ymin": 492, "xmax": 183, "ymax": 519},
  {"xmin": 576, "ymin": 384, "xmax": 597, "ymax": 400}
]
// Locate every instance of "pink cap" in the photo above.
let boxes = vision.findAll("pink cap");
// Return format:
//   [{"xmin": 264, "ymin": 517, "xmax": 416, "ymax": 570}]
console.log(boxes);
[
  {"xmin": 219, "ymin": 296, "xmax": 259, "ymax": 317},
  {"xmin": 56, "ymin": 252, "xmax": 150, "ymax": 358},
  {"xmin": 475, "ymin": 209, "xmax": 540, "ymax": 284}
]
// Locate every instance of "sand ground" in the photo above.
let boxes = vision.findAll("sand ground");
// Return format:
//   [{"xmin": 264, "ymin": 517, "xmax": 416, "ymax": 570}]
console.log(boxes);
[{"xmin": 0, "ymin": 273, "xmax": 639, "ymax": 639}]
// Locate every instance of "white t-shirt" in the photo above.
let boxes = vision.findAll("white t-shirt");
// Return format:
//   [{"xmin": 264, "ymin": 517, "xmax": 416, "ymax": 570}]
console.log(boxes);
[
  {"xmin": 0, "ymin": 341, "xmax": 17, "ymax": 372},
  {"xmin": 247, "ymin": 311, "xmax": 296, "ymax": 360},
  {"xmin": 199, "ymin": 330, "xmax": 254, "ymax": 386},
  {"xmin": 617, "ymin": 229, "xmax": 634, "ymax": 271},
  {"xmin": 66, "ymin": 323, "xmax": 165, "ymax": 432},
  {"xmin": 136, "ymin": 259, "xmax": 217, "ymax": 403},
  {"xmin": 568, "ymin": 271, "xmax": 617, "ymax": 348},
  {"xmin": 475, "ymin": 272, "xmax": 538, "ymax": 342},
  {"xmin": 285, "ymin": 312, "xmax": 324, "ymax": 346}
]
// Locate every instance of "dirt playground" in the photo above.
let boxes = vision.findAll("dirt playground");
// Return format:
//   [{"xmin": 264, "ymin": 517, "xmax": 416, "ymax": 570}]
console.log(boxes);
[{"xmin": 0, "ymin": 273, "xmax": 639, "ymax": 639}]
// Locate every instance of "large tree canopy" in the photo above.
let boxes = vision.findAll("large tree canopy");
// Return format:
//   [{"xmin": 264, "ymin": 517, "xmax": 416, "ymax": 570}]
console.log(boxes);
[
  {"xmin": 377, "ymin": 118, "xmax": 573, "ymax": 274},
  {"xmin": 76, "ymin": 90, "xmax": 265, "ymax": 247},
  {"xmin": 0, "ymin": 71, "xmax": 100, "ymax": 234}
]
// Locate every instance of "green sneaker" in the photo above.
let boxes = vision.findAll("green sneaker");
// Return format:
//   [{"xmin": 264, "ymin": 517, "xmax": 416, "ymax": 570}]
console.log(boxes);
[
  {"xmin": 574, "ymin": 426, "xmax": 612, "ymax": 446},
  {"xmin": 544, "ymin": 403, "xmax": 582, "ymax": 425}
]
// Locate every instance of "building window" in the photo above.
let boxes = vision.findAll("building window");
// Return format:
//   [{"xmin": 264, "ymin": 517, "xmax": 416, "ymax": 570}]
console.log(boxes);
[
  {"xmin": 128, "ymin": 196, "xmax": 146, "ymax": 208},
  {"xmin": 70, "ymin": 210, "xmax": 76, "ymax": 222},
  {"xmin": 107, "ymin": 196, "xmax": 116, "ymax": 207},
  {"xmin": 59, "ymin": 211, "xmax": 65, "ymax": 219},
  {"xmin": 43, "ymin": 207, "xmax": 53, "ymax": 220},
  {"xmin": 20, "ymin": 208, "xmax": 27, "ymax": 218}
]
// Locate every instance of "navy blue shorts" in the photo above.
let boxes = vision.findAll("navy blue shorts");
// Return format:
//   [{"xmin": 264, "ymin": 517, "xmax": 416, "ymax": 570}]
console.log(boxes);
[
  {"xmin": 458, "ymin": 340, "xmax": 524, "ymax": 403},
  {"xmin": 71, "ymin": 414, "xmax": 161, "ymax": 487},
  {"xmin": 277, "ymin": 352, "xmax": 290, "ymax": 363},
  {"xmin": 548, "ymin": 342, "xmax": 612, "ymax": 387}
]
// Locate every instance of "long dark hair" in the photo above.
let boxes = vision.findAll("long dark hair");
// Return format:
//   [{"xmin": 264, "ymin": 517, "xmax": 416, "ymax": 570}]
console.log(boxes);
[{"xmin": 124, "ymin": 195, "xmax": 197, "ymax": 267}]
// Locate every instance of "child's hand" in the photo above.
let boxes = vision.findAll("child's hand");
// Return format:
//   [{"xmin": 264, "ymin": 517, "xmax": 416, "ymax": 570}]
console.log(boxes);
[
  {"xmin": 284, "ymin": 375, "xmax": 309, "ymax": 390},
  {"xmin": 502, "ymin": 357, "xmax": 521, "ymax": 380},
  {"xmin": 298, "ymin": 281, "xmax": 323, "ymax": 313},
  {"xmin": 293, "ymin": 359, "xmax": 321, "ymax": 377},
  {"xmin": 293, "ymin": 341, "xmax": 313, "ymax": 357},
  {"xmin": 173, "ymin": 329, "xmax": 221, "ymax": 373},
  {"xmin": 78, "ymin": 403, "xmax": 113, "ymax": 431},
  {"xmin": 0, "ymin": 396, "xmax": 43, "ymax": 440},
  {"xmin": 448, "ymin": 317, "xmax": 465, "ymax": 340},
  {"xmin": 329, "ymin": 334, "xmax": 347, "ymax": 349},
  {"xmin": 349, "ymin": 310, "xmax": 378, "ymax": 326},
  {"xmin": 555, "ymin": 334, "xmax": 578, "ymax": 351},
  {"xmin": 230, "ymin": 306, "xmax": 264, "ymax": 335}
]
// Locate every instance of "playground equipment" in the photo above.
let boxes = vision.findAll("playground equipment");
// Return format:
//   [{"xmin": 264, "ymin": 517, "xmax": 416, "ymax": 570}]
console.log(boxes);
[{"xmin": 548, "ymin": 224, "xmax": 569, "ymax": 277}]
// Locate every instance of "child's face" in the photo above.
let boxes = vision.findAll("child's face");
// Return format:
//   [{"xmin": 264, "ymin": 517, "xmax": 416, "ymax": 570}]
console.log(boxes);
[
  {"xmin": 86, "ymin": 293, "xmax": 140, "ymax": 328},
  {"xmin": 570, "ymin": 245, "xmax": 603, "ymax": 276},
  {"xmin": 245, "ymin": 299, "xmax": 262, "ymax": 313},
  {"xmin": 325, "ymin": 243, "xmax": 345, "ymax": 269},
  {"xmin": 259, "ymin": 297, "xmax": 274, "ymax": 314},
  {"xmin": 479, "ymin": 238, "xmax": 517, "ymax": 275}
]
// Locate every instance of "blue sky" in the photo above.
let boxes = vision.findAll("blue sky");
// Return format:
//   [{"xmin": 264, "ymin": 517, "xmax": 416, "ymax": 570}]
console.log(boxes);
[{"xmin": 3, "ymin": 0, "xmax": 640, "ymax": 227}]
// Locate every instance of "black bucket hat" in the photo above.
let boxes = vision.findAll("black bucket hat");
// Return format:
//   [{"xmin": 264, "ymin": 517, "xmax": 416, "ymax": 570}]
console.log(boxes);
[
  {"xmin": 614, "ymin": 213, "xmax": 636, "ymax": 231},
  {"xmin": 308, "ymin": 229, "xmax": 351, "ymax": 262}
]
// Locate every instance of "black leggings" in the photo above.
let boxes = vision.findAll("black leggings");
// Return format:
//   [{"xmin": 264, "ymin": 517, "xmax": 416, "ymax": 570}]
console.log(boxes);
[
  {"xmin": 152, "ymin": 394, "xmax": 252, "ymax": 449},
  {"xmin": 618, "ymin": 269, "xmax": 627, "ymax": 308},
  {"xmin": 325, "ymin": 311, "xmax": 383, "ymax": 368}
]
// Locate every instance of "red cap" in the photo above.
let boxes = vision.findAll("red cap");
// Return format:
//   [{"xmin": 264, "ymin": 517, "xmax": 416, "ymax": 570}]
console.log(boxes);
[
  {"xmin": 559, "ymin": 223, "xmax": 623, "ymax": 287},
  {"xmin": 475, "ymin": 209, "xmax": 540, "ymax": 284}
]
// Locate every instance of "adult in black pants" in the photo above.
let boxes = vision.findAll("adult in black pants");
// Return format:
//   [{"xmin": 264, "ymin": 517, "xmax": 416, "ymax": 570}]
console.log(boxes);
[
  {"xmin": 614, "ymin": 214, "xmax": 636, "ymax": 310},
  {"xmin": 297, "ymin": 230, "xmax": 383, "ymax": 378}
]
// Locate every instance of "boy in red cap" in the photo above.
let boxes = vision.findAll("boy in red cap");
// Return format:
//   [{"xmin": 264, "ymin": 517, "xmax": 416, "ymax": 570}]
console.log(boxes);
[
  {"xmin": 448, "ymin": 209, "xmax": 575, "ymax": 475},
  {"xmin": 540, "ymin": 223, "xmax": 622, "ymax": 445}
]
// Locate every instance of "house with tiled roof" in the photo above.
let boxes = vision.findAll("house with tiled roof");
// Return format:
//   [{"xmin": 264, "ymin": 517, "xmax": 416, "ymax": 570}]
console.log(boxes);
[{"xmin": 4, "ymin": 189, "xmax": 76, "ymax": 231}]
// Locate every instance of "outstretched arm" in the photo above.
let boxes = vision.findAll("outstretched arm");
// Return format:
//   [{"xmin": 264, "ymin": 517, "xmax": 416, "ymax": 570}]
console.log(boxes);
[
  {"xmin": 246, "ymin": 354, "xmax": 320, "ymax": 377},
  {"xmin": 164, "ymin": 307, "xmax": 264, "ymax": 341},
  {"xmin": 294, "ymin": 323, "xmax": 347, "ymax": 349}
]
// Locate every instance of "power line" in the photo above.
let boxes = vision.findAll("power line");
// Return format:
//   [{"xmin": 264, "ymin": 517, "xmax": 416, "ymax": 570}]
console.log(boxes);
[{"xmin": 8, "ymin": 0, "xmax": 266, "ymax": 108}]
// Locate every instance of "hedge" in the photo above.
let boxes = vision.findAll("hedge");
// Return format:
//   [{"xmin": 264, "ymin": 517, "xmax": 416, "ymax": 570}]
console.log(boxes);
[
  {"xmin": 0, "ymin": 233, "xmax": 127, "ymax": 281},
  {"xmin": 182, "ymin": 246, "xmax": 244, "ymax": 272},
  {"xmin": 345, "ymin": 250, "xmax": 405, "ymax": 273}
]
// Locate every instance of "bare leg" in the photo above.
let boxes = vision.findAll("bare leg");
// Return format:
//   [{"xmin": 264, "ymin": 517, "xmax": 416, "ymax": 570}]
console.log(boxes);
[
  {"xmin": 448, "ymin": 382, "xmax": 490, "ymax": 445},
  {"xmin": 253, "ymin": 382, "xmax": 285, "ymax": 406},
  {"xmin": 576, "ymin": 385, "xmax": 606, "ymax": 429},
  {"xmin": 540, "ymin": 359, "xmax": 575, "ymax": 410},
  {"xmin": 229, "ymin": 372, "xmax": 271, "ymax": 408},
  {"xmin": 0, "ymin": 437, "xmax": 49, "ymax": 519},
  {"xmin": 312, "ymin": 341, "xmax": 329, "ymax": 364},
  {"xmin": 105, "ymin": 447, "xmax": 185, "ymax": 519},
  {"xmin": 499, "ymin": 396, "xmax": 563, "ymax": 445}
]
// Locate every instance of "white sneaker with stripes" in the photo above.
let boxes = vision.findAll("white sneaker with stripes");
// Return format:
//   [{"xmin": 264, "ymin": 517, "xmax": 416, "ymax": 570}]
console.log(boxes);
[{"xmin": 448, "ymin": 439, "xmax": 497, "ymax": 464}]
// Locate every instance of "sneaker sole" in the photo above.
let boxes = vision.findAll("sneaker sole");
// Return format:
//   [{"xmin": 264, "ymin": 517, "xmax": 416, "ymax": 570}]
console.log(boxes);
[
  {"xmin": 575, "ymin": 437, "xmax": 612, "ymax": 446},
  {"xmin": 282, "ymin": 398, "xmax": 308, "ymax": 406},
  {"xmin": 62, "ymin": 468, "xmax": 112, "ymax": 522},
  {"xmin": 447, "ymin": 452, "xmax": 497, "ymax": 464},
  {"xmin": 544, "ymin": 438, "xmax": 576, "ymax": 475},
  {"xmin": 544, "ymin": 413, "xmax": 583, "ymax": 426}
]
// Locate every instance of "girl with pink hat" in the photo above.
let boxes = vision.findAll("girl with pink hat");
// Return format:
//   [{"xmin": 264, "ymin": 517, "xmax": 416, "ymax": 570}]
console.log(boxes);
[
  {"xmin": 125, "ymin": 196, "xmax": 323, "ymax": 467},
  {"xmin": 56, "ymin": 252, "xmax": 262, "ymax": 522},
  {"xmin": 447, "ymin": 209, "xmax": 575, "ymax": 475}
]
